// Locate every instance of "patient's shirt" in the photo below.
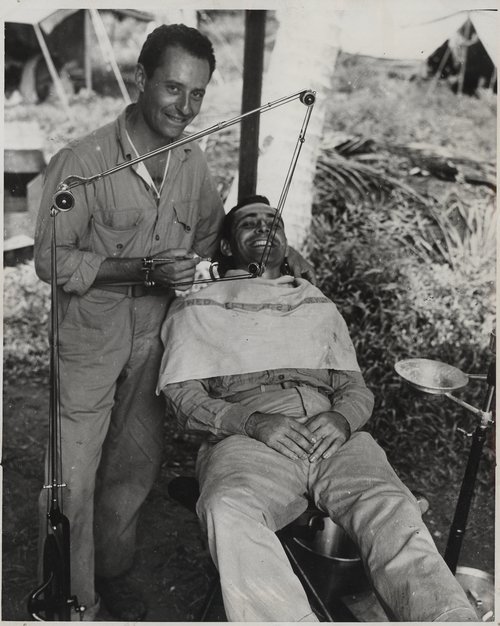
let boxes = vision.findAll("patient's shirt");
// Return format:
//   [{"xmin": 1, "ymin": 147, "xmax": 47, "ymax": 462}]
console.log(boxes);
[{"xmin": 159, "ymin": 274, "xmax": 373, "ymax": 441}]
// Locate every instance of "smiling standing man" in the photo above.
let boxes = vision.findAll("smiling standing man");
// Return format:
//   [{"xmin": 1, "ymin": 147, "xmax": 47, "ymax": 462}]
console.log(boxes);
[{"xmin": 34, "ymin": 25, "xmax": 222, "ymax": 622}]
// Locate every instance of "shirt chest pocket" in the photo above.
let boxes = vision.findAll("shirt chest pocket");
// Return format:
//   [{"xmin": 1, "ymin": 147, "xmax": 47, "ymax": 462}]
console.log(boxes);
[{"xmin": 91, "ymin": 207, "xmax": 143, "ymax": 257}]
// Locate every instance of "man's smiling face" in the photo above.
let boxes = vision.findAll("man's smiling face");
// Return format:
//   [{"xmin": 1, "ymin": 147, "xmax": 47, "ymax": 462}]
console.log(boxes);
[
  {"xmin": 136, "ymin": 45, "xmax": 211, "ymax": 144},
  {"xmin": 221, "ymin": 204, "xmax": 288, "ymax": 277}
]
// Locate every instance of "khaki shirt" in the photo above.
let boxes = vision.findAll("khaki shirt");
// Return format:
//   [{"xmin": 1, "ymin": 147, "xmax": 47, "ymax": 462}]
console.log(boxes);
[
  {"xmin": 34, "ymin": 105, "xmax": 224, "ymax": 295},
  {"xmin": 164, "ymin": 368, "xmax": 374, "ymax": 440}
]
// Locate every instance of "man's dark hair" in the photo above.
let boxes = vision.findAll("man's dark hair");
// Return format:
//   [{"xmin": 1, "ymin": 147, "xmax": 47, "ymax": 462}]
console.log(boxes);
[
  {"xmin": 138, "ymin": 24, "xmax": 216, "ymax": 78},
  {"xmin": 219, "ymin": 194, "xmax": 271, "ymax": 242}
]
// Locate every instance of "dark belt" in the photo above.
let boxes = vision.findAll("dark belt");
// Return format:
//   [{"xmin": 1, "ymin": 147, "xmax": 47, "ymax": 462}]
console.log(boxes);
[
  {"xmin": 93, "ymin": 283, "xmax": 171, "ymax": 297},
  {"xmin": 227, "ymin": 381, "xmax": 305, "ymax": 403}
]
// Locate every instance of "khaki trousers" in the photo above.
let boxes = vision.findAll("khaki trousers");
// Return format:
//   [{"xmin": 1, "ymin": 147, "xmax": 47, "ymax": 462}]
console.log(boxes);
[
  {"xmin": 38, "ymin": 288, "xmax": 172, "ymax": 615},
  {"xmin": 196, "ymin": 388, "xmax": 476, "ymax": 622}
]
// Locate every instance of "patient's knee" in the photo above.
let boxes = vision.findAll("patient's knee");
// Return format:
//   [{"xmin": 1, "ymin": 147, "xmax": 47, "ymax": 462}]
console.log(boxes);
[{"xmin": 197, "ymin": 483, "xmax": 264, "ymax": 529}]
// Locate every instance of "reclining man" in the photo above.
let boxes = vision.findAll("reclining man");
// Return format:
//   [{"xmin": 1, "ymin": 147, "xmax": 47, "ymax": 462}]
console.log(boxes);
[{"xmin": 158, "ymin": 196, "xmax": 477, "ymax": 622}]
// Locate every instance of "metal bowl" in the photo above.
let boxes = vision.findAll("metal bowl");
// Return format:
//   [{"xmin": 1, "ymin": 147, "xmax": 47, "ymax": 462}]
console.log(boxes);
[
  {"xmin": 293, "ymin": 517, "xmax": 361, "ymax": 563},
  {"xmin": 395, "ymin": 358, "xmax": 469, "ymax": 395}
]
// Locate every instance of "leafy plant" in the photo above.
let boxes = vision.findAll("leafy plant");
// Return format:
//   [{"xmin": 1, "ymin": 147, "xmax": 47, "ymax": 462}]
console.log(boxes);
[
  {"xmin": 310, "ymin": 186, "xmax": 495, "ymax": 491},
  {"xmin": 3, "ymin": 262, "xmax": 50, "ymax": 383}
]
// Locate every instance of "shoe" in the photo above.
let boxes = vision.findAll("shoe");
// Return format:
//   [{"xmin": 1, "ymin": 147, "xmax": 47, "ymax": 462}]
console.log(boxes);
[{"xmin": 95, "ymin": 574, "xmax": 148, "ymax": 621}]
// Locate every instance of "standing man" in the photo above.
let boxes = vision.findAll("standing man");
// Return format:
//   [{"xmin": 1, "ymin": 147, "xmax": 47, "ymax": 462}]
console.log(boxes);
[
  {"xmin": 35, "ymin": 23, "xmax": 312, "ymax": 621},
  {"xmin": 34, "ymin": 24, "xmax": 221, "ymax": 621}
]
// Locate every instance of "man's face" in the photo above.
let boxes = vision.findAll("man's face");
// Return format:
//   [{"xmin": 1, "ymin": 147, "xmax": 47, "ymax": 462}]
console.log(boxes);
[
  {"xmin": 136, "ymin": 45, "xmax": 211, "ymax": 143},
  {"xmin": 222, "ymin": 204, "xmax": 288, "ymax": 275}
]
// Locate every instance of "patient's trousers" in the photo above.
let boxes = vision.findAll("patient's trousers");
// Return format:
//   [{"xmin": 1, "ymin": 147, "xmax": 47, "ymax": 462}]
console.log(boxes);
[{"xmin": 196, "ymin": 387, "xmax": 476, "ymax": 622}]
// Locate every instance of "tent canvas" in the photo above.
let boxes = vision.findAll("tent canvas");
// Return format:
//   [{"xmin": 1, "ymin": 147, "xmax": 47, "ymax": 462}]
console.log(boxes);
[{"xmin": 338, "ymin": 8, "xmax": 498, "ymax": 65}]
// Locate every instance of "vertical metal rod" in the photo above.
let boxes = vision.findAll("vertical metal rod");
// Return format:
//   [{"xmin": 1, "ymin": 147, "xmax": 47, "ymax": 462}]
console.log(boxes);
[
  {"xmin": 238, "ymin": 10, "xmax": 267, "ymax": 200},
  {"xmin": 258, "ymin": 101, "xmax": 315, "ymax": 273},
  {"xmin": 444, "ymin": 359, "xmax": 495, "ymax": 573},
  {"xmin": 444, "ymin": 425, "xmax": 486, "ymax": 573},
  {"xmin": 49, "ymin": 211, "xmax": 61, "ymax": 511}
]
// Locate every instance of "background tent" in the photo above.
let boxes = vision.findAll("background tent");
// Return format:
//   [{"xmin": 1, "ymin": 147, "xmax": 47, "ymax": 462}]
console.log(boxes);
[
  {"xmin": 338, "ymin": 8, "xmax": 497, "ymax": 95},
  {"xmin": 338, "ymin": 6, "xmax": 497, "ymax": 61},
  {"xmin": 426, "ymin": 14, "xmax": 497, "ymax": 94},
  {"xmin": 5, "ymin": 8, "xmax": 154, "ymax": 114}
]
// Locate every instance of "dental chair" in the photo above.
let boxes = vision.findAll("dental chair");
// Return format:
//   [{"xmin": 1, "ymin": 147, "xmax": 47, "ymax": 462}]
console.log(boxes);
[{"xmin": 167, "ymin": 475, "xmax": 429, "ymax": 621}]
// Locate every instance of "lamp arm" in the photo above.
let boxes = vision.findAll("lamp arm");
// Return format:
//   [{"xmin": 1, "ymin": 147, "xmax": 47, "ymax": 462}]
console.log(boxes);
[
  {"xmin": 465, "ymin": 373, "xmax": 487, "ymax": 381},
  {"xmin": 443, "ymin": 393, "xmax": 493, "ymax": 425}
]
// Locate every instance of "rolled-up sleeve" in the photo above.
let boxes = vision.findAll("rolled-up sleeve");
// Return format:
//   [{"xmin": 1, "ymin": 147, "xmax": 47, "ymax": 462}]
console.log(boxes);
[
  {"xmin": 329, "ymin": 370, "xmax": 374, "ymax": 433},
  {"xmin": 34, "ymin": 148, "xmax": 106, "ymax": 294},
  {"xmin": 163, "ymin": 379, "xmax": 255, "ymax": 437}
]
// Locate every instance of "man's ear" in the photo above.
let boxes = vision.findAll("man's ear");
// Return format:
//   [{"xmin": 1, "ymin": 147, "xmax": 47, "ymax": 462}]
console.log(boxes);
[
  {"xmin": 220, "ymin": 238, "xmax": 233, "ymax": 257},
  {"xmin": 135, "ymin": 63, "xmax": 146, "ymax": 94}
]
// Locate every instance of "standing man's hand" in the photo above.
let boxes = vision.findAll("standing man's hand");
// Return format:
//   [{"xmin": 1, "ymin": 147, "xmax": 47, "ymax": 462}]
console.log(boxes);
[
  {"xmin": 245, "ymin": 412, "xmax": 317, "ymax": 460},
  {"xmin": 152, "ymin": 249, "xmax": 199, "ymax": 291},
  {"xmin": 286, "ymin": 246, "xmax": 316, "ymax": 285},
  {"xmin": 306, "ymin": 411, "xmax": 350, "ymax": 462}
]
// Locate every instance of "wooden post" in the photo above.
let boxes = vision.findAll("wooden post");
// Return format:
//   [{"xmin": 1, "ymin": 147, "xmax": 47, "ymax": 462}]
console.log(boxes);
[
  {"xmin": 84, "ymin": 10, "xmax": 92, "ymax": 91},
  {"xmin": 238, "ymin": 10, "xmax": 266, "ymax": 202}
]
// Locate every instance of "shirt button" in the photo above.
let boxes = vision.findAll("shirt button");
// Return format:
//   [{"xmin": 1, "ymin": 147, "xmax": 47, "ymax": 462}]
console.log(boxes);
[
  {"xmin": 155, "ymin": 234, "xmax": 160, "ymax": 241},
  {"xmin": 185, "ymin": 225, "xmax": 191, "ymax": 232},
  {"xmin": 116, "ymin": 243, "xmax": 123, "ymax": 249}
]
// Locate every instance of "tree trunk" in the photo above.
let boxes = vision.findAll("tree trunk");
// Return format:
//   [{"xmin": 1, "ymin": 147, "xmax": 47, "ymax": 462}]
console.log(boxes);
[{"xmin": 257, "ymin": 7, "xmax": 341, "ymax": 250}]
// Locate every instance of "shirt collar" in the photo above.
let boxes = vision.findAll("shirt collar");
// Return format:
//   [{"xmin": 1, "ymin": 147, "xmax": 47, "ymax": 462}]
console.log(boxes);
[{"xmin": 116, "ymin": 104, "xmax": 193, "ymax": 164}]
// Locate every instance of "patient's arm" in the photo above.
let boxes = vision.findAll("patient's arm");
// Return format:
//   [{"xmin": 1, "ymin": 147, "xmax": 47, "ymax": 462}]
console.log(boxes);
[
  {"xmin": 163, "ymin": 378, "xmax": 255, "ymax": 438},
  {"xmin": 328, "ymin": 370, "xmax": 375, "ymax": 433},
  {"xmin": 163, "ymin": 378, "xmax": 317, "ymax": 460}
]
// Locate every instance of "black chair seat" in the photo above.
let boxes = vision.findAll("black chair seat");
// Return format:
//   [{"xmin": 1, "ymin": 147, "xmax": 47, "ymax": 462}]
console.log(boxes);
[{"xmin": 168, "ymin": 475, "xmax": 200, "ymax": 513}]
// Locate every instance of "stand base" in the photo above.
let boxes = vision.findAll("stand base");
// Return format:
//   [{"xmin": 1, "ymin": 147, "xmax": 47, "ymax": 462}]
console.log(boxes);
[{"xmin": 455, "ymin": 566, "xmax": 494, "ymax": 622}]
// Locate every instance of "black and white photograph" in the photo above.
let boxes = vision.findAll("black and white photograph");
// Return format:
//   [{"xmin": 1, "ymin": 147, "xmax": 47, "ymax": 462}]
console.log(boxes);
[{"xmin": 2, "ymin": 0, "xmax": 497, "ymax": 622}]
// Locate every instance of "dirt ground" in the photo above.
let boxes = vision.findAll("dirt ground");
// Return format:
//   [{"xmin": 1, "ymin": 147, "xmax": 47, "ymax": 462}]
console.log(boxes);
[{"xmin": 2, "ymin": 377, "xmax": 495, "ymax": 622}]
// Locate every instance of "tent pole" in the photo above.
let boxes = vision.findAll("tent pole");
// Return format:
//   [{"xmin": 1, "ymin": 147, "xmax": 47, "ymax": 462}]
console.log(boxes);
[
  {"xmin": 33, "ymin": 23, "xmax": 73, "ymax": 119},
  {"xmin": 84, "ymin": 10, "xmax": 93, "ymax": 91},
  {"xmin": 457, "ymin": 19, "xmax": 472, "ymax": 95},
  {"xmin": 89, "ymin": 8, "xmax": 131, "ymax": 104},
  {"xmin": 427, "ymin": 44, "xmax": 452, "ymax": 96},
  {"xmin": 488, "ymin": 66, "xmax": 497, "ymax": 91}
]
